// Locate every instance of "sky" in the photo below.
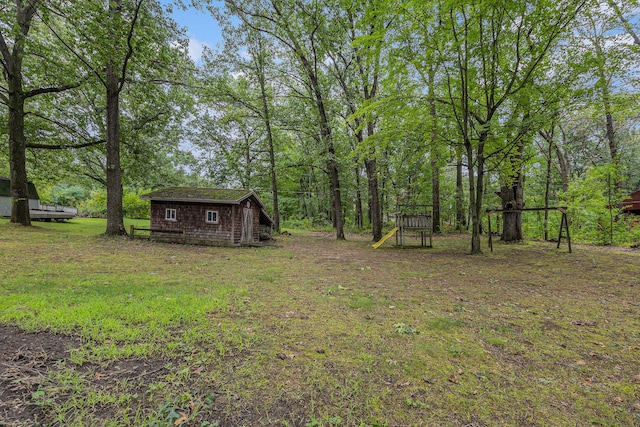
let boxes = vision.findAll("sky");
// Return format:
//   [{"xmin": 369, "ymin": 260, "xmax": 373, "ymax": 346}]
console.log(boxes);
[{"xmin": 163, "ymin": 2, "xmax": 224, "ymax": 62}]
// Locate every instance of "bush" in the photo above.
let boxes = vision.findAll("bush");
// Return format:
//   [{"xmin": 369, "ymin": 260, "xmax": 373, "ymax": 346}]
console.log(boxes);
[
  {"xmin": 78, "ymin": 189, "xmax": 150, "ymax": 219},
  {"xmin": 49, "ymin": 184, "xmax": 87, "ymax": 207},
  {"xmin": 79, "ymin": 190, "xmax": 107, "ymax": 218},
  {"xmin": 563, "ymin": 164, "xmax": 634, "ymax": 245},
  {"xmin": 123, "ymin": 190, "xmax": 150, "ymax": 219}
]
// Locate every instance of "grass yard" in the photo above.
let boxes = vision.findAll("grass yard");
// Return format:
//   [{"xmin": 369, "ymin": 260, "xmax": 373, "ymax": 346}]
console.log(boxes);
[{"xmin": 1, "ymin": 218, "xmax": 640, "ymax": 426}]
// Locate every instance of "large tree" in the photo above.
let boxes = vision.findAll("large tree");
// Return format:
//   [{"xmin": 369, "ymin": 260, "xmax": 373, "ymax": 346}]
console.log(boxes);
[
  {"xmin": 224, "ymin": 0, "xmax": 346, "ymax": 239},
  {"xmin": 51, "ymin": 0, "xmax": 191, "ymax": 234},
  {"xmin": 433, "ymin": 0, "xmax": 585, "ymax": 252},
  {"xmin": 323, "ymin": 0, "xmax": 392, "ymax": 241},
  {"xmin": 0, "ymin": 0, "xmax": 79, "ymax": 225}
]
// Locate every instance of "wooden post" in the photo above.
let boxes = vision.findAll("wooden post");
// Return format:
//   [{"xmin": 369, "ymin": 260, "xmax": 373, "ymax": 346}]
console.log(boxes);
[
  {"xmin": 130, "ymin": 225, "xmax": 135, "ymax": 239},
  {"xmin": 183, "ymin": 228, "xmax": 187, "ymax": 244},
  {"xmin": 557, "ymin": 210, "xmax": 572, "ymax": 253},
  {"xmin": 565, "ymin": 213, "xmax": 572, "ymax": 253}
]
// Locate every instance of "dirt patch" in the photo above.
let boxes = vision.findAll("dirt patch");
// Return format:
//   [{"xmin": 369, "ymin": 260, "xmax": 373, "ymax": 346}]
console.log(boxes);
[
  {"xmin": 0, "ymin": 325, "xmax": 81, "ymax": 426},
  {"xmin": 0, "ymin": 325, "xmax": 184, "ymax": 426}
]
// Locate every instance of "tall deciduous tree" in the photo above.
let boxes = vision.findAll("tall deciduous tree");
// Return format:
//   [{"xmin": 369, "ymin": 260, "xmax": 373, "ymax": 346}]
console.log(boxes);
[
  {"xmin": 323, "ymin": 0, "xmax": 392, "ymax": 241},
  {"xmin": 52, "ymin": 0, "xmax": 190, "ymax": 234},
  {"xmin": 225, "ymin": 0, "xmax": 346, "ymax": 239},
  {"xmin": 0, "ymin": 0, "xmax": 78, "ymax": 225},
  {"xmin": 435, "ymin": 0, "xmax": 585, "ymax": 253}
]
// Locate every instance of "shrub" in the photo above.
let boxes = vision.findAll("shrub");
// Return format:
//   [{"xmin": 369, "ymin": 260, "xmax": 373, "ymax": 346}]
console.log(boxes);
[
  {"xmin": 49, "ymin": 184, "xmax": 87, "ymax": 207},
  {"xmin": 123, "ymin": 190, "xmax": 150, "ymax": 219},
  {"xmin": 79, "ymin": 190, "xmax": 107, "ymax": 218}
]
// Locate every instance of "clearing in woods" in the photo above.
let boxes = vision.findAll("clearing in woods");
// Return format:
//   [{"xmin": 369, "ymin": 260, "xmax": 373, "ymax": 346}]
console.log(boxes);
[{"xmin": 1, "ymin": 219, "xmax": 639, "ymax": 426}]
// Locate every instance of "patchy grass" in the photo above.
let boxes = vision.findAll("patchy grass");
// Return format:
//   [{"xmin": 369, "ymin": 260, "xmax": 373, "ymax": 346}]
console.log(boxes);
[{"xmin": 1, "ymin": 218, "xmax": 640, "ymax": 426}]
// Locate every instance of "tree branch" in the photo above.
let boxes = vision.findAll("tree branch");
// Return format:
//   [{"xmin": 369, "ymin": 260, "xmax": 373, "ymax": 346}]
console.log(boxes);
[
  {"xmin": 609, "ymin": 0, "xmax": 640, "ymax": 45},
  {"xmin": 24, "ymin": 82, "xmax": 79, "ymax": 99},
  {"xmin": 0, "ymin": 30, "xmax": 13, "ymax": 75},
  {"xmin": 118, "ymin": 0, "xmax": 144, "ymax": 92},
  {"xmin": 35, "ymin": 7, "xmax": 105, "ymax": 86},
  {"xmin": 26, "ymin": 140, "xmax": 105, "ymax": 150}
]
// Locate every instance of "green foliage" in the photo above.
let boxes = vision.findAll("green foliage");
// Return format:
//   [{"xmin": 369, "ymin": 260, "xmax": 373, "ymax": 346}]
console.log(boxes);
[
  {"xmin": 564, "ymin": 165, "xmax": 628, "ymax": 245},
  {"xmin": 123, "ymin": 189, "xmax": 150, "ymax": 219},
  {"xmin": 49, "ymin": 184, "xmax": 87, "ymax": 207},
  {"xmin": 2, "ymin": 0, "xmax": 639, "ymax": 248},
  {"xmin": 79, "ymin": 190, "xmax": 107, "ymax": 218},
  {"xmin": 77, "ymin": 188, "xmax": 150, "ymax": 219},
  {"xmin": 393, "ymin": 323, "xmax": 419, "ymax": 335}
]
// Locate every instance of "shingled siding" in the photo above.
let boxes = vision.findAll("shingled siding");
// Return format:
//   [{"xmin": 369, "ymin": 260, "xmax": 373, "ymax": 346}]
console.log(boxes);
[
  {"xmin": 150, "ymin": 201, "xmax": 237, "ymax": 245},
  {"xmin": 149, "ymin": 199, "xmax": 262, "ymax": 246}
]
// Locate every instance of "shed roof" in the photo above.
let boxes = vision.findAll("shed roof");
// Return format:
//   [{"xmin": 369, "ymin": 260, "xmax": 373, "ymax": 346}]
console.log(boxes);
[{"xmin": 142, "ymin": 187, "xmax": 259, "ymax": 204}]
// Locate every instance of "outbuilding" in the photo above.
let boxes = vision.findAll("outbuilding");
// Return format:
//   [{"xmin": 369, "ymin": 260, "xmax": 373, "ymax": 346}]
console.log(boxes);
[
  {"xmin": 622, "ymin": 189, "xmax": 640, "ymax": 215},
  {"xmin": 0, "ymin": 177, "xmax": 40, "ymax": 217},
  {"xmin": 141, "ymin": 187, "xmax": 274, "ymax": 246},
  {"xmin": 0, "ymin": 177, "xmax": 77, "ymax": 220}
]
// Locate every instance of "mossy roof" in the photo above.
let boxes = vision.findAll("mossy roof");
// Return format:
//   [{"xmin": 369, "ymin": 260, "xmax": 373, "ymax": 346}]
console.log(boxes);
[{"xmin": 142, "ymin": 187, "xmax": 260, "ymax": 205}]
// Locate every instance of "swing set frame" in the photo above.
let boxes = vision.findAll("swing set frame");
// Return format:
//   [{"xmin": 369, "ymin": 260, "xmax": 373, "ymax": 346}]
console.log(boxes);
[{"xmin": 486, "ymin": 207, "xmax": 571, "ymax": 253}]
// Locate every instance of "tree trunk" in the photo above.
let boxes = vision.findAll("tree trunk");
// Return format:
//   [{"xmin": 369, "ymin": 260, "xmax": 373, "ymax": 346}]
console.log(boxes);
[
  {"xmin": 256, "ymin": 50, "xmax": 280, "ymax": 232},
  {"xmin": 500, "ymin": 141, "xmax": 525, "ymax": 242},
  {"xmin": 455, "ymin": 154, "xmax": 465, "ymax": 232},
  {"xmin": 4, "ymin": 1, "xmax": 36, "ymax": 226},
  {"xmin": 500, "ymin": 179, "xmax": 524, "ymax": 242},
  {"xmin": 105, "ymin": 63, "xmax": 126, "ymax": 236},
  {"xmin": 327, "ymin": 155, "xmax": 344, "ymax": 239},
  {"xmin": 467, "ymin": 140, "xmax": 485, "ymax": 254},
  {"xmin": 544, "ymin": 138, "xmax": 553, "ymax": 241},
  {"xmin": 313, "ymin": 85, "xmax": 344, "ymax": 239},
  {"xmin": 594, "ymin": 35, "xmax": 621, "ymax": 191},
  {"xmin": 8, "ymin": 76, "xmax": 31, "ymax": 226},
  {"xmin": 267, "ymin": 133, "xmax": 280, "ymax": 233},
  {"xmin": 428, "ymin": 64, "xmax": 440, "ymax": 234},
  {"xmin": 431, "ymin": 155, "xmax": 441, "ymax": 234},
  {"xmin": 556, "ymin": 149, "xmax": 570, "ymax": 194},
  {"xmin": 354, "ymin": 166, "xmax": 363, "ymax": 230},
  {"xmin": 365, "ymin": 157, "xmax": 381, "ymax": 241}
]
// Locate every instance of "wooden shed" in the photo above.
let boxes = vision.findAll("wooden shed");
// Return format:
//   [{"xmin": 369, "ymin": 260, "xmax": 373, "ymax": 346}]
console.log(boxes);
[
  {"xmin": 141, "ymin": 187, "xmax": 274, "ymax": 246},
  {"xmin": 622, "ymin": 190, "xmax": 640, "ymax": 215}
]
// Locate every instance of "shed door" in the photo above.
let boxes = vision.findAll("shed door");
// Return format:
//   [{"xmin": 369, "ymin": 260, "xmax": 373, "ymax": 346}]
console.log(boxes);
[{"xmin": 241, "ymin": 205, "xmax": 254, "ymax": 243}]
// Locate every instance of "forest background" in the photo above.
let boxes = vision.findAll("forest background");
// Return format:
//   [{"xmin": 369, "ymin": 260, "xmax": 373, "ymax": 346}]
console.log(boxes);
[{"xmin": 2, "ymin": 0, "xmax": 640, "ymax": 252}]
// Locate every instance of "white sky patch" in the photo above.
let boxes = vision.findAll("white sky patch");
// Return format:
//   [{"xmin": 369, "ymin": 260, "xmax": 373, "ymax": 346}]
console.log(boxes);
[{"xmin": 188, "ymin": 38, "xmax": 210, "ymax": 62}]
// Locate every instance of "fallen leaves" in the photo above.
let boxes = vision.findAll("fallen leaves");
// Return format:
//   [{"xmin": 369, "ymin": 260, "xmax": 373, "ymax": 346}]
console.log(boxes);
[
  {"xmin": 276, "ymin": 353, "xmax": 295, "ymax": 360},
  {"xmin": 174, "ymin": 412, "xmax": 188, "ymax": 425},
  {"xmin": 449, "ymin": 369, "xmax": 465, "ymax": 384}
]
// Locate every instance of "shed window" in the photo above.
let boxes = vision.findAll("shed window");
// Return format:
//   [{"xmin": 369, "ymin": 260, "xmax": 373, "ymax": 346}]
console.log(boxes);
[
  {"xmin": 206, "ymin": 210, "xmax": 219, "ymax": 223},
  {"xmin": 166, "ymin": 208, "xmax": 176, "ymax": 221}
]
